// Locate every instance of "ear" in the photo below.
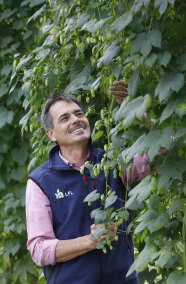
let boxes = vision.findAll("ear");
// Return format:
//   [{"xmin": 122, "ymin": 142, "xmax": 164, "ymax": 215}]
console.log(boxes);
[{"xmin": 46, "ymin": 128, "xmax": 57, "ymax": 142}]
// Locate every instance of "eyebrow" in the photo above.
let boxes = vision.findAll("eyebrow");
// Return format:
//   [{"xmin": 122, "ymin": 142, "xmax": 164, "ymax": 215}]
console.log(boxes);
[{"xmin": 57, "ymin": 109, "xmax": 83, "ymax": 123}]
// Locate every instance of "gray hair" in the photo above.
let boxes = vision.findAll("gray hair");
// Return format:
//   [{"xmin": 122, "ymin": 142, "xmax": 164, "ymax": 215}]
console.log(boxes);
[{"xmin": 41, "ymin": 93, "xmax": 83, "ymax": 129}]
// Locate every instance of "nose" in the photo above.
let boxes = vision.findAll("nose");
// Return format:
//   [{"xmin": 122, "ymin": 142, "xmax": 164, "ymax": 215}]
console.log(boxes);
[{"xmin": 71, "ymin": 113, "xmax": 80, "ymax": 123}]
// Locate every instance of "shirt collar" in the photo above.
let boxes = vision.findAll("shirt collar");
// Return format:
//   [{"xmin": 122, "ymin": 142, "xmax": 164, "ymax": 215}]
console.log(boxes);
[{"xmin": 59, "ymin": 150, "xmax": 90, "ymax": 171}]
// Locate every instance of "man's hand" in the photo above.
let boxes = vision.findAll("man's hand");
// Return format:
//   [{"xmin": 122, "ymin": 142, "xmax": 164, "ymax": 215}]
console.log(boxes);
[
  {"xmin": 90, "ymin": 222, "xmax": 117, "ymax": 248},
  {"xmin": 109, "ymin": 80, "xmax": 128, "ymax": 105}
]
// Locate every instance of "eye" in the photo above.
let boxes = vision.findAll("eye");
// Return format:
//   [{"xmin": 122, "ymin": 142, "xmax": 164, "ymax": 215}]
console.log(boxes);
[
  {"xmin": 76, "ymin": 112, "xmax": 84, "ymax": 117},
  {"xmin": 58, "ymin": 116, "xmax": 68, "ymax": 123}
]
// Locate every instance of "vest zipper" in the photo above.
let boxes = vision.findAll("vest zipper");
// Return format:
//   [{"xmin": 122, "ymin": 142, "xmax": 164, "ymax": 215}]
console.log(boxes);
[
  {"xmin": 82, "ymin": 175, "xmax": 92, "ymax": 216},
  {"xmin": 83, "ymin": 175, "xmax": 102, "ymax": 283},
  {"xmin": 124, "ymin": 237, "xmax": 134, "ymax": 261},
  {"xmin": 97, "ymin": 250, "xmax": 103, "ymax": 283}
]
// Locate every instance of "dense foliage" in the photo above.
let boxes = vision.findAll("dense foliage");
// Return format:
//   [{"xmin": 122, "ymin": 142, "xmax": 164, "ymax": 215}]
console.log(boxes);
[
  {"xmin": 0, "ymin": 0, "xmax": 46, "ymax": 283},
  {"xmin": 1, "ymin": 0, "xmax": 186, "ymax": 283}
]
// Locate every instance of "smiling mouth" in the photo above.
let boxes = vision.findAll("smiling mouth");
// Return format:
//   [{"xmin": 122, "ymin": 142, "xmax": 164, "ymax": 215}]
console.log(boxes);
[{"xmin": 71, "ymin": 127, "xmax": 84, "ymax": 133}]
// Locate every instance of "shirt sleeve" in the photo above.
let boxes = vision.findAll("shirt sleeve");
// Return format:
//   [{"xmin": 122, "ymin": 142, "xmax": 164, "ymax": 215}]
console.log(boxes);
[
  {"xmin": 26, "ymin": 179, "xmax": 59, "ymax": 266},
  {"xmin": 121, "ymin": 152, "xmax": 150, "ymax": 187}
]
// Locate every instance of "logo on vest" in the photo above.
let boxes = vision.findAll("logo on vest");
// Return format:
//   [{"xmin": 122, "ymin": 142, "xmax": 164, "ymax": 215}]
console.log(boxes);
[{"xmin": 55, "ymin": 189, "xmax": 74, "ymax": 199}]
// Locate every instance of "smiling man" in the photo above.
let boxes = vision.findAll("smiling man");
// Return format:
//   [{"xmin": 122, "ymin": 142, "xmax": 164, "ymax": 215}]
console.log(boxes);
[{"xmin": 26, "ymin": 84, "xmax": 150, "ymax": 284}]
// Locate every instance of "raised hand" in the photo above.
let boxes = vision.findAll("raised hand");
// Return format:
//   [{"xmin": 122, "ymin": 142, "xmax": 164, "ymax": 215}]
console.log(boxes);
[{"xmin": 109, "ymin": 80, "xmax": 128, "ymax": 105}]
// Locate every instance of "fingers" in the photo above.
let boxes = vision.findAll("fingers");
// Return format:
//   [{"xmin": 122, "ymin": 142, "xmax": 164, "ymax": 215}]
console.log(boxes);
[
  {"xmin": 113, "ymin": 80, "xmax": 125, "ymax": 86},
  {"xmin": 109, "ymin": 80, "xmax": 128, "ymax": 105},
  {"xmin": 106, "ymin": 222, "xmax": 117, "ymax": 232},
  {"xmin": 90, "ymin": 223, "xmax": 117, "ymax": 244}
]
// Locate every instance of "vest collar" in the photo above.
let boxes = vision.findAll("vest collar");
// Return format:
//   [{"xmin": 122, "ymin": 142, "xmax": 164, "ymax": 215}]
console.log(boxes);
[{"xmin": 48, "ymin": 141, "xmax": 96, "ymax": 170}]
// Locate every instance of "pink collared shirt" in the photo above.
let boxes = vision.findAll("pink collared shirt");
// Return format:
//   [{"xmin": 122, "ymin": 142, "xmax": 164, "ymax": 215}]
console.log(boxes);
[{"xmin": 26, "ymin": 152, "xmax": 150, "ymax": 266}]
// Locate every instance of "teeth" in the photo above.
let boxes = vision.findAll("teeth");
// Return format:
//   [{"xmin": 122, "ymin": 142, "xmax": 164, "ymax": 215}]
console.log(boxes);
[{"xmin": 72, "ymin": 128, "xmax": 84, "ymax": 133}]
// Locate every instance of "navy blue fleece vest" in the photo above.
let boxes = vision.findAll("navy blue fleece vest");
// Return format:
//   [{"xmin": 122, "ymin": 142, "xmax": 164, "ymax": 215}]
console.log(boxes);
[{"xmin": 29, "ymin": 144, "xmax": 139, "ymax": 284}]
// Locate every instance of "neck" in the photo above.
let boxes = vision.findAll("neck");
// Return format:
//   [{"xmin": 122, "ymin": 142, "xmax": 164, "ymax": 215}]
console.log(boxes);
[{"xmin": 59, "ymin": 142, "xmax": 90, "ymax": 167}]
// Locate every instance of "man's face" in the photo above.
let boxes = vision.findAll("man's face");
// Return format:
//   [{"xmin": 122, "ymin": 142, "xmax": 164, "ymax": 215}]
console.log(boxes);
[{"xmin": 46, "ymin": 100, "xmax": 90, "ymax": 147}]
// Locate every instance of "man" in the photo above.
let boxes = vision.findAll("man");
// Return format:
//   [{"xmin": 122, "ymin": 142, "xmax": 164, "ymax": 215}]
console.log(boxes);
[{"xmin": 26, "ymin": 81, "xmax": 149, "ymax": 283}]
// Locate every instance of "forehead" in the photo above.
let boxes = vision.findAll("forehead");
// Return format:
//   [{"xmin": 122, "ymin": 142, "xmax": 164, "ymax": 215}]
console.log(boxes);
[{"xmin": 49, "ymin": 100, "xmax": 82, "ymax": 119}]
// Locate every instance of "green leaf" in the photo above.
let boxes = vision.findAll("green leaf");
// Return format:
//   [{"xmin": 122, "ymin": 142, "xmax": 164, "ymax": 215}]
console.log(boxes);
[
  {"xmin": 98, "ymin": 41, "xmax": 120, "ymax": 65},
  {"xmin": 77, "ymin": 13, "xmax": 90, "ymax": 27},
  {"xmin": 110, "ymin": 63, "xmax": 122, "ymax": 79},
  {"xmin": 135, "ymin": 209, "xmax": 158, "ymax": 233},
  {"xmin": 82, "ymin": 17, "xmax": 110, "ymax": 33},
  {"xmin": 145, "ymin": 53, "xmax": 157, "ymax": 67},
  {"xmin": 29, "ymin": 0, "xmax": 46, "ymax": 8},
  {"xmin": 93, "ymin": 131, "xmax": 103, "ymax": 141},
  {"xmin": 105, "ymin": 191, "xmax": 117, "ymax": 208},
  {"xmin": 118, "ymin": 209, "xmax": 129, "ymax": 220},
  {"xmin": 40, "ymin": 22, "xmax": 53, "ymax": 34},
  {"xmin": 11, "ymin": 147, "xmax": 28, "ymax": 165},
  {"xmin": 4, "ymin": 240, "xmax": 20, "ymax": 258},
  {"xmin": 13, "ymin": 256, "xmax": 35, "ymax": 283},
  {"xmin": 126, "ymin": 176, "xmax": 152, "ymax": 211},
  {"xmin": 156, "ymin": 242, "xmax": 177, "ymax": 269},
  {"xmin": 27, "ymin": 5, "xmax": 45, "ymax": 23},
  {"xmin": 0, "ymin": 8, "xmax": 18, "ymax": 22},
  {"xmin": 175, "ymin": 128, "xmax": 186, "ymax": 139},
  {"xmin": 158, "ymin": 155, "xmax": 186, "ymax": 189},
  {"xmin": 154, "ymin": 0, "xmax": 175, "ymax": 16},
  {"xmin": 138, "ymin": 267, "xmax": 157, "ymax": 284},
  {"xmin": 133, "ymin": 0, "xmax": 151, "ymax": 12},
  {"xmin": 160, "ymin": 98, "xmax": 178, "ymax": 123},
  {"xmin": 83, "ymin": 189, "xmax": 100, "ymax": 202},
  {"xmin": 49, "ymin": 73, "xmax": 58, "ymax": 89},
  {"xmin": 126, "ymin": 222, "xmax": 133, "ymax": 234},
  {"xmin": 35, "ymin": 48, "xmax": 50, "ymax": 61},
  {"xmin": 176, "ymin": 54, "xmax": 186, "ymax": 72},
  {"xmin": 16, "ymin": 55, "xmax": 32, "ymax": 70},
  {"xmin": 0, "ymin": 177, "xmax": 5, "ymax": 189},
  {"xmin": 91, "ymin": 208, "xmax": 108, "ymax": 223},
  {"xmin": 0, "ymin": 84, "xmax": 8, "ymax": 98},
  {"xmin": 158, "ymin": 51, "xmax": 171, "ymax": 67},
  {"xmin": 93, "ymin": 225, "xmax": 105, "ymax": 241},
  {"xmin": 148, "ymin": 29, "xmax": 162, "ymax": 48},
  {"xmin": 22, "ymin": 81, "xmax": 30, "ymax": 94},
  {"xmin": 96, "ymin": 241, "xmax": 105, "ymax": 249},
  {"xmin": 148, "ymin": 194, "xmax": 160, "ymax": 209},
  {"xmin": 28, "ymin": 157, "xmax": 37, "ymax": 172},
  {"xmin": 155, "ymin": 72, "xmax": 184, "ymax": 102},
  {"xmin": 148, "ymin": 212, "xmax": 169, "ymax": 233},
  {"xmin": 1, "ymin": 64, "xmax": 12, "ymax": 77},
  {"xmin": 167, "ymin": 271, "xmax": 186, "ymax": 284},
  {"xmin": 126, "ymin": 243, "xmax": 160, "ymax": 276},
  {"xmin": 21, "ymin": 0, "xmax": 31, "ymax": 6},
  {"xmin": 128, "ymin": 69, "xmax": 139, "ymax": 96},
  {"xmin": 23, "ymin": 30, "xmax": 33, "ymax": 40},
  {"xmin": 116, "ymin": 95, "xmax": 151, "ymax": 127},
  {"xmin": 175, "ymin": 98, "xmax": 186, "ymax": 118},
  {"xmin": 90, "ymin": 77, "xmax": 101, "ymax": 91},
  {"xmin": 10, "ymin": 167, "xmax": 25, "ymax": 181},
  {"xmin": 64, "ymin": 16, "xmax": 77, "ymax": 32},
  {"xmin": 167, "ymin": 198, "xmax": 184, "ymax": 217},
  {"xmin": 110, "ymin": 10, "xmax": 133, "ymax": 34},
  {"xmin": 0, "ymin": 107, "xmax": 14, "ymax": 128},
  {"xmin": 132, "ymin": 29, "xmax": 161, "ymax": 56},
  {"xmin": 111, "ymin": 133, "xmax": 126, "ymax": 148},
  {"xmin": 122, "ymin": 134, "xmax": 146, "ymax": 163},
  {"xmin": 144, "ymin": 127, "xmax": 174, "ymax": 159}
]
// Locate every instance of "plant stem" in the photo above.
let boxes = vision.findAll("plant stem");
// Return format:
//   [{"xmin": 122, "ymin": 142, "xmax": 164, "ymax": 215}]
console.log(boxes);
[{"xmin": 107, "ymin": 97, "xmax": 114, "ymax": 147}]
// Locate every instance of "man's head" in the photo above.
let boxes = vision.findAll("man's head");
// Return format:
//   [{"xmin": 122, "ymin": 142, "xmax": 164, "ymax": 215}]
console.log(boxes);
[
  {"xmin": 41, "ymin": 93, "xmax": 90, "ymax": 147},
  {"xmin": 41, "ymin": 93, "xmax": 83, "ymax": 129}
]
